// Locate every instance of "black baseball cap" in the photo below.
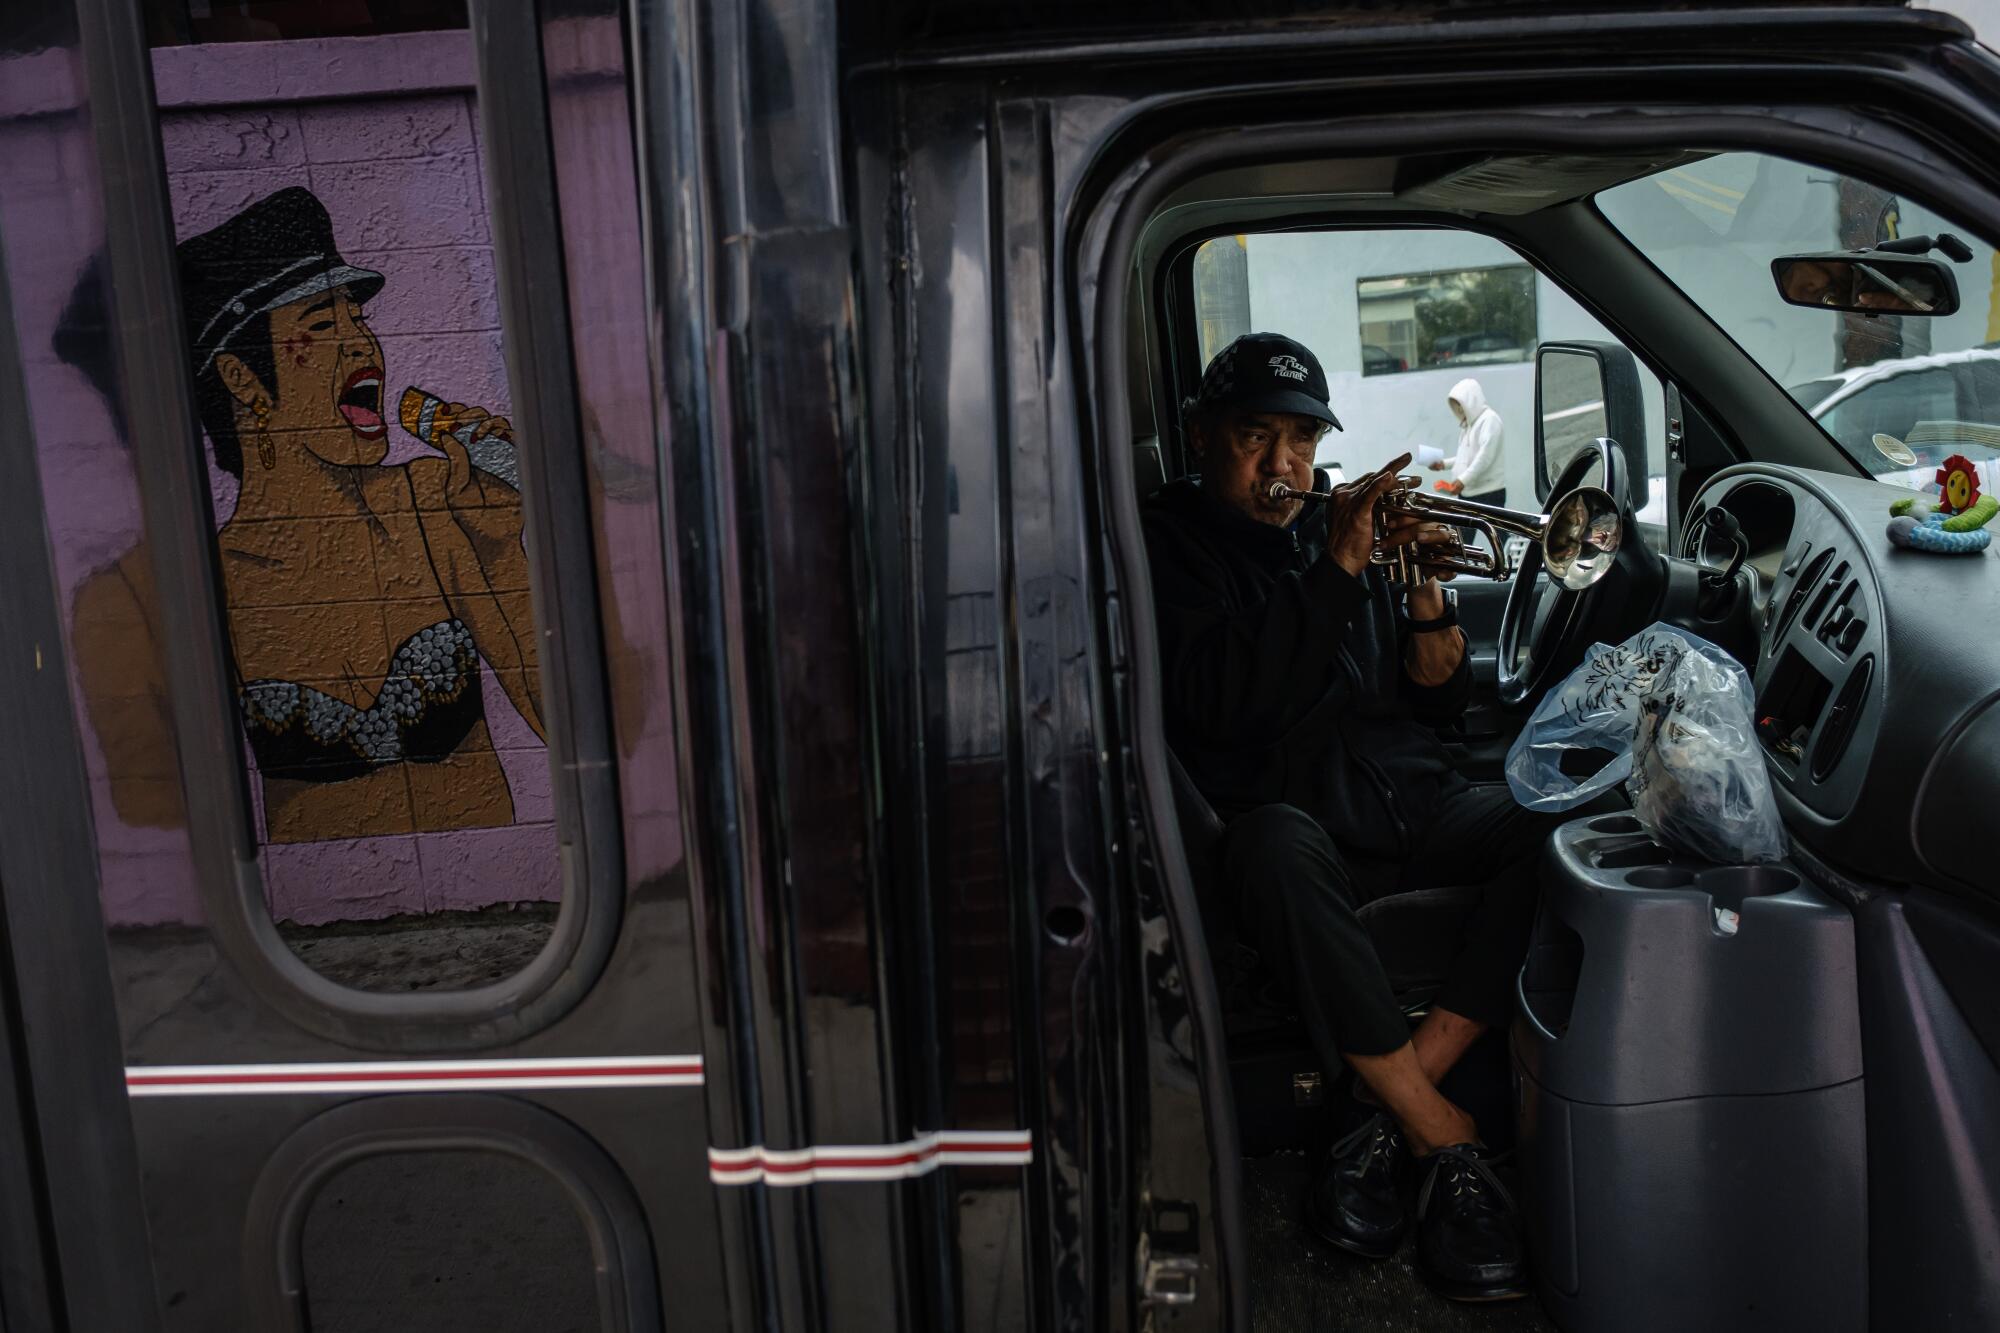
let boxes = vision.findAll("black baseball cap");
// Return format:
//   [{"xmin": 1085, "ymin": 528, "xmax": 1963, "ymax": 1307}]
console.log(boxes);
[{"xmin": 1185, "ymin": 332, "xmax": 1343, "ymax": 432}]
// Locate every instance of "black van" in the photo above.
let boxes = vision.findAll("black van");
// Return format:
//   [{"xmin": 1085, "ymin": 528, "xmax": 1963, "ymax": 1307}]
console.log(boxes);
[{"xmin": 0, "ymin": 0, "xmax": 1996, "ymax": 1329}]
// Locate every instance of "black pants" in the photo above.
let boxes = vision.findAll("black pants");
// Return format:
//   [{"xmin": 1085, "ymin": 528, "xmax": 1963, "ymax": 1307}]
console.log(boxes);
[
  {"xmin": 1220, "ymin": 784, "xmax": 1567, "ymax": 1060},
  {"xmin": 1459, "ymin": 488, "xmax": 1507, "ymax": 557}
]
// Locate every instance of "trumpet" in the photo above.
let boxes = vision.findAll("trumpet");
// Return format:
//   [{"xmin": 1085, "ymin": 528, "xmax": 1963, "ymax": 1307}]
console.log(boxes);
[{"xmin": 1269, "ymin": 476, "xmax": 1623, "ymax": 591}]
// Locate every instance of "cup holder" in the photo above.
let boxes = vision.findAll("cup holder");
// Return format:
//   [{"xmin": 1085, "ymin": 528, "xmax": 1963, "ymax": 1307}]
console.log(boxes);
[
  {"xmin": 1595, "ymin": 842, "xmax": 1671, "ymax": 870},
  {"xmin": 1625, "ymin": 867, "xmax": 1697, "ymax": 889},
  {"xmin": 1590, "ymin": 815, "xmax": 1644, "ymax": 835},
  {"xmin": 1697, "ymin": 865, "xmax": 1800, "ymax": 908}
]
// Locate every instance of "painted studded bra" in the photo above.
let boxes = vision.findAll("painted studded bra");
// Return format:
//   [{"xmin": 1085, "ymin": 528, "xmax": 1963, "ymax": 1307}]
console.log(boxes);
[{"xmin": 238, "ymin": 618, "xmax": 485, "ymax": 783}]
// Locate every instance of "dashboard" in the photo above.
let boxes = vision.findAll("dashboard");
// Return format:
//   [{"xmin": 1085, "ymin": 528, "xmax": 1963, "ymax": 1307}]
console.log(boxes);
[{"xmin": 1685, "ymin": 465, "xmax": 2000, "ymax": 903}]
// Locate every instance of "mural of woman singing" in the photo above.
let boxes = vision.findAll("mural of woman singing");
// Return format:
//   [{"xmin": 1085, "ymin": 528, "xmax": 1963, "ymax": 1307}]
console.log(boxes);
[{"xmin": 84, "ymin": 186, "xmax": 544, "ymax": 844}]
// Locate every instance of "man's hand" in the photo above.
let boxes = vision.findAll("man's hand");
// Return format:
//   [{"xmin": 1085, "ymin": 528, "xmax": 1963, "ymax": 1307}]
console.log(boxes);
[
  {"xmin": 1406, "ymin": 525, "xmax": 1462, "ymax": 605},
  {"xmin": 1326, "ymin": 453, "xmax": 1413, "ymax": 577},
  {"xmin": 1426, "ymin": 459, "xmax": 1448, "ymax": 472}
]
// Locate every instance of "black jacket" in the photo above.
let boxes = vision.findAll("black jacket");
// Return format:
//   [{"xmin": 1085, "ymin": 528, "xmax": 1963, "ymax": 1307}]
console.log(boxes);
[{"xmin": 1141, "ymin": 472, "xmax": 1470, "ymax": 859}]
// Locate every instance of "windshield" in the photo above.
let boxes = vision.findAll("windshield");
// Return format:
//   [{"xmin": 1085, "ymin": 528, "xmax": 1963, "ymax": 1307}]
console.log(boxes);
[{"xmin": 1597, "ymin": 153, "xmax": 2000, "ymax": 497}]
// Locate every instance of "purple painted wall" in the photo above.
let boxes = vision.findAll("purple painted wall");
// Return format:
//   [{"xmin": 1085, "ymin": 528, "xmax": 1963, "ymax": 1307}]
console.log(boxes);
[
  {"xmin": 26, "ymin": 32, "xmax": 562, "ymax": 927},
  {"xmin": 0, "ymin": 45, "xmax": 200, "ymax": 928}
]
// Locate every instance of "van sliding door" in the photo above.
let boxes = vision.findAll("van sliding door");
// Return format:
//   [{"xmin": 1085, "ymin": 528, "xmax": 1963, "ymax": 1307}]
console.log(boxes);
[{"xmin": 0, "ymin": 0, "xmax": 724, "ymax": 1324}]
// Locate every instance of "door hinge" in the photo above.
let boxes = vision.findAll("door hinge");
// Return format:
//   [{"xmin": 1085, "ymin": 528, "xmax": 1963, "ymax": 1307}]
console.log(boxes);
[
  {"xmin": 1142, "ymin": 1253, "xmax": 1200, "ymax": 1307},
  {"xmin": 1139, "ymin": 1199, "xmax": 1201, "ymax": 1307}
]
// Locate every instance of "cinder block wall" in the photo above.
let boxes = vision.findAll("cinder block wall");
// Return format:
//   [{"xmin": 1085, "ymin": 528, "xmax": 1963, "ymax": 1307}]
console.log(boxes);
[{"xmin": 143, "ymin": 32, "xmax": 558, "ymax": 926}]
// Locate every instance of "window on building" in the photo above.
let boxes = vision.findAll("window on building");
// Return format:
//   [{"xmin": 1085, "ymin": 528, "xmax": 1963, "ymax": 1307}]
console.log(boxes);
[{"xmin": 1356, "ymin": 265, "xmax": 1537, "ymax": 375}]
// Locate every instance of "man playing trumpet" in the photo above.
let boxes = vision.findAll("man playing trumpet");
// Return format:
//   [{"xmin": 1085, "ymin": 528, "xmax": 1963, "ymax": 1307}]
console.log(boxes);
[{"xmin": 1141, "ymin": 333, "xmax": 1571, "ymax": 1301}]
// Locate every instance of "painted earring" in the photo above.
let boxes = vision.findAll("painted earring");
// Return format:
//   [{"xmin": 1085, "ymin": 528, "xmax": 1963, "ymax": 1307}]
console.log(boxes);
[{"xmin": 252, "ymin": 400, "xmax": 276, "ymax": 470}]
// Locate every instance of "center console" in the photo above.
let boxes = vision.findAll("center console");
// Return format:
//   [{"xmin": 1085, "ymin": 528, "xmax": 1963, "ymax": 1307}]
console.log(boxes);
[{"xmin": 1512, "ymin": 814, "xmax": 1865, "ymax": 1332}]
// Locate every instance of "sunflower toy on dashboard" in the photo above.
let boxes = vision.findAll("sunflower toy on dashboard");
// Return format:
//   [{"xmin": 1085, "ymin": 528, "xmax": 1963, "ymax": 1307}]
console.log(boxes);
[{"xmin": 1886, "ymin": 453, "xmax": 1998, "ymax": 554}]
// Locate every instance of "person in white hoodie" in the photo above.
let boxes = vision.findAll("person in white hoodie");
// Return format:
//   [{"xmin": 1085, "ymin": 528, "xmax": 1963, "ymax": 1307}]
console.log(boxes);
[
  {"xmin": 1429, "ymin": 378, "xmax": 1507, "ymax": 554},
  {"xmin": 1428, "ymin": 377, "xmax": 1506, "ymax": 505}
]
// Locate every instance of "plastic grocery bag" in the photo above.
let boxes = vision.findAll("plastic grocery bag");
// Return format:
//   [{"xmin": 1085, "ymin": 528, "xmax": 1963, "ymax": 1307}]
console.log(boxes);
[{"xmin": 1504, "ymin": 624, "xmax": 1787, "ymax": 864}]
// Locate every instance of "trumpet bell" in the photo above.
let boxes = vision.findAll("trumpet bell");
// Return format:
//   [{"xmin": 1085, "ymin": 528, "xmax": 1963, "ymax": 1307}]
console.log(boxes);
[{"xmin": 1543, "ymin": 485, "xmax": 1622, "ymax": 591}]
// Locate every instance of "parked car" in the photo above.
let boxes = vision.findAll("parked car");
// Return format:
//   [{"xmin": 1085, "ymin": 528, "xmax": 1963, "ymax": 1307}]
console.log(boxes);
[
  {"xmin": 1362, "ymin": 341, "xmax": 1408, "ymax": 375},
  {"xmin": 1789, "ymin": 345, "xmax": 2000, "ymax": 497},
  {"xmin": 1427, "ymin": 330, "xmax": 1528, "ymax": 367}
]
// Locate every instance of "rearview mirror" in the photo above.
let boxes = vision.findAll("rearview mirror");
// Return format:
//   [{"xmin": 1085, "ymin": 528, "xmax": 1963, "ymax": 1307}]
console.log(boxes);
[{"xmin": 1770, "ymin": 253, "xmax": 1961, "ymax": 316}]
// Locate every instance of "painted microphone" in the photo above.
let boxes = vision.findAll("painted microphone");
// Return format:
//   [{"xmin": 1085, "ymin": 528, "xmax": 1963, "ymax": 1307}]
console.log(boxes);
[{"xmin": 399, "ymin": 386, "xmax": 519, "ymax": 489}]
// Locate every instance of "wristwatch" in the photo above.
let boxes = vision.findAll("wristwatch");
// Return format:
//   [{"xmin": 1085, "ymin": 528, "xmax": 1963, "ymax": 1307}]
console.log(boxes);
[{"xmin": 1404, "ymin": 585, "xmax": 1459, "ymax": 632}]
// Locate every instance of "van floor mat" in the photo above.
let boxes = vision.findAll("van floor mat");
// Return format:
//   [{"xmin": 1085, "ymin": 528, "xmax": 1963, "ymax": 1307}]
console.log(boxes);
[{"xmin": 1246, "ymin": 1151, "xmax": 1556, "ymax": 1332}]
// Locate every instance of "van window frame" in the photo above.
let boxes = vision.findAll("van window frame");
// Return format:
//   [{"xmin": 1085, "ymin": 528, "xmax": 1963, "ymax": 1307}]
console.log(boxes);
[{"xmin": 76, "ymin": 0, "xmax": 625, "ymax": 1050}]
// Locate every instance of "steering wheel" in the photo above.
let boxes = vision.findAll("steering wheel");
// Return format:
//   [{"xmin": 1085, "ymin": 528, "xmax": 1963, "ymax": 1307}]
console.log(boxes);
[{"xmin": 1496, "ymin": 438, "xmax": 1647, "ymax": 707}]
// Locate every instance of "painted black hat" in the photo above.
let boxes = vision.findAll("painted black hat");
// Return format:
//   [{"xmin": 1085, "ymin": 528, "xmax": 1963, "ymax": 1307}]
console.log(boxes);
[
  {"xmin": 1188, "ymin": 331, "xmax": 1343, "ymax": 432},
  {"xmin": 177, "ymin": 187, "xmax": 384, "ymax": 373}
]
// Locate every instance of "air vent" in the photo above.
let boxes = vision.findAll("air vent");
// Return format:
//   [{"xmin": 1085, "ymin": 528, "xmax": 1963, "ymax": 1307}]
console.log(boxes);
[
  {"xmin": 1776, "ymin": 547, "xmax": 1833, "ymax": 642},
  {"xmin": 1816, "ymin": 582, "xmax": 1864, "ymax": 655},
  {"xmin": 1802, "ymin": 559, "xmax": 1850, "ymax": 631},
  {"xmin": 1812, "ymin": 655, "xmax": 1874, "ymax": 783}
]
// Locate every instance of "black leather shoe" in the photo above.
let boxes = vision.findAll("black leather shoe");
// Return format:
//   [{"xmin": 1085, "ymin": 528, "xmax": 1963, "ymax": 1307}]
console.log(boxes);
[
  {"xmin": 1415, "ymin": 1142, "xmax": 1529, "ymax": 1301},
  {"xmin": 1305, "ymin": 1109, "xmax": 1408, "ymax": 1260}
]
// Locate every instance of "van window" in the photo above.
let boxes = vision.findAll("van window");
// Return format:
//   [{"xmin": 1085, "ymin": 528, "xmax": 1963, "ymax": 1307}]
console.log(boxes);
[
  {"xmin": 66, "ymin": 19, "xmax": 566, "ymax": 989},
  {"xmin": 1193, "ymin": 233, "xmax": 1252, "ymax": 366},
  {"xmin": 1190, "ymin": 229, "xmax": 1667, "ymax": 524}
]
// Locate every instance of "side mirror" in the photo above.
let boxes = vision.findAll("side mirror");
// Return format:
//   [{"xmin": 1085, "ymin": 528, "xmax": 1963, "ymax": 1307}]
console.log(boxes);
[
  {"xmin": 1770, "ymin": 253, "xmax": 1961, "ymax": 317},
  {"xmin": 1534, "ymin": 341, "xmax": 1645, "ymax": 508}
]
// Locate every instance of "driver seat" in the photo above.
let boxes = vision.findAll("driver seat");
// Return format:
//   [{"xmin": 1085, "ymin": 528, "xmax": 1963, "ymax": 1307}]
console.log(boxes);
[
  {"xmin": 1164, "ymin": 747, "xmax": 1489, "ymax": 1152},
  {"xmin": 1165, "ymin": 746, "xmax": 1479, "ymax": 1004}
]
